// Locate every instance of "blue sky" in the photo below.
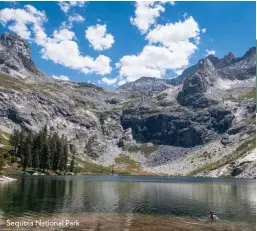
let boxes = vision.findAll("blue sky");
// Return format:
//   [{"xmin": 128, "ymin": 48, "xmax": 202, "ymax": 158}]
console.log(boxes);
[{"xmin": 0, "ymin": 1, "xmax": 255, "ymax": 87}]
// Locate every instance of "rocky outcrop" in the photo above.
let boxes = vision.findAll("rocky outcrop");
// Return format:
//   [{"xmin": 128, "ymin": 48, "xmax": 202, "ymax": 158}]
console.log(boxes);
[
  {"xmin": 0, "ymin": 33, "xmax": 51, "ymax": 82},
  {"xmin": 0, "ymin": 176, "xmax": 17, "ymax": 182},
  {"xmin": 118, "ymin": 77, "xmax": 172, "ymax": 92}
]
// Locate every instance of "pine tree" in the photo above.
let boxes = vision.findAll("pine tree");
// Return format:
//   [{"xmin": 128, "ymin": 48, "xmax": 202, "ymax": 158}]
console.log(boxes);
[
  {"xmin": 22, "ymin": 133, "xmax": 32, "ymax": 170},
  {"xmin": 33, "ymin": 149, "xmax": 40, "ymax": 170},
  {"xmin": 17, "ymin": 130, "xmax": 25, "ymax": 158},
  {"xmin": 38, "ymin": 130, "xmax": 46, "ymax": 169},
  {"xmin": 63, "ymin": 142, "xmax": 68, "ymax": 172},
  {"xmin": 69, "ymin": 153, "xmax": 75, "ymax": 172},
  {"xmin": 0, "ymin": 151, "xmax": 5, "ymax": 175},
  {"xmin": 42, "ymin": 143, "xmax": 50, "ymax": 171},
  {"xmin": 49, "ymin": 133, "xmax": 58, "ymax": 170},
  {"xmin": 9, "ymin": 129, "xmax": 20, "ymax": 155},
  {"xmin": 54, "ymin": 134, "xmax": 63, "ymax": 170}
]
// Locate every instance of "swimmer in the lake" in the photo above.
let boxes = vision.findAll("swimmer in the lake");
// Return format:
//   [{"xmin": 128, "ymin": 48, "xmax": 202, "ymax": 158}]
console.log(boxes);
[{"xmin": 209, "ymin": 210, "xmax": 219, "ymax": 221}]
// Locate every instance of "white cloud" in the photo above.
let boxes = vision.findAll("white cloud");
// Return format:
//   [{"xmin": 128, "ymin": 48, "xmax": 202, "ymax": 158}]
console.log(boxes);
[
  {"xmin": 0, "ymin": 6, "xmax": 112, "ymax": 76},
  {"xmin": 205, "ymin": 49, "xmax": 216, "ymax": 56},
  {"xmin": 52, "ymin": 75, "xmax": 70, "ymax": 81},
  {"xmin": 69, "ymin": 14, "xmax": 85, "ymax": 24},
  {"xmin": 201, "ymin": 28, "xmax": 207, "ymax": 33},
  {"xmin": 61, "ymin": 14, "xmax": 85, "ymax": 29},
  {"xmin": 101, "ymin": 77, "xmax": 118, "ymax": 85},
  {"xmin": 146, "ymin": 16, "xmax": 200, "ymax": 48},
  {"xmin": 0, "ymin": 5, "xmax": 47, "ymax": 40},
  {"xmin": 117, "ymin": 16, "xmax": 200, "ymax": 83},
  {"xmin": 130, "ymin": 1, "xmax": 168, "ymax": 34},
  {"xmin": 116, "ymin": 45, "xmax": 192, "ymax": 82},
  {"xmin": 174, "ymin": 69, "xmax": 184, "ymax": 75},
  {"xmin": 85, "ymin": 24, "xmax": 114, "ymax": 51},
  {"xmin": 41, "ymin": 29, "xmax": 112, "ymax": 75},
  {"xmin": 117, "ymin": 79, "xmax": 127, "ymax": 86},
  {"xmin": 58, "ymin": 1, "xmax": 85, "ymax": 13}
]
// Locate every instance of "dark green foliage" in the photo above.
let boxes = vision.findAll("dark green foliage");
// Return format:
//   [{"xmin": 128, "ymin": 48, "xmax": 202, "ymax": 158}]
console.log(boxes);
[
  {"xmin": 42, "ymin": 143, "xmax": 51, "ymax": 170},
  {"xmin": 157, "ymin": 93, "xmax": 168, "ymax": 101},
  {"xmin": 59, "ymin": 137, "xmax": 68, "ymax": 171},
  {"xmin": 99, "ymin": 112, "xmax": 108, "ymax": 124},
  {"xmin": 69, "ymin": 153, "xmax": 75, "ymax": 172},
  {"xmin": 0, "ymin": 149, "xmax": 5, "ymax": 174},
  {"xmin": 127, "ymin": 144, "xmax": 159, "ymax": 156},
  {"xmin": 9, "ymin": 126, "xmax": 70, "ymax": 172},
  {"xmin": 22, "ymin": 133, "xmax": 32, "ymax": 170}
]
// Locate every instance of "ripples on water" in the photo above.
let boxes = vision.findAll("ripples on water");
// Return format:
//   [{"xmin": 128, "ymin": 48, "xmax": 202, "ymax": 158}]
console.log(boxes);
[{"xmin": 0, "ymin": 176, "xmax": 255, "ymax": 229}]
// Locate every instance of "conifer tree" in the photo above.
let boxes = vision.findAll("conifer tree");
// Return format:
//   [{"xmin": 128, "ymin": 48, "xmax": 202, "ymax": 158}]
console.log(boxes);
[
  {"xmin": 33, "ymin": 149, "xmax": 40, "ymax": 169},
  {"xmin": 0, "ymin": 151, "xmax": 5, "ymax": 175},
  {"xmin": 22, "ymin": 133, "xmax": 32, "ymax": 170},
  {"xmin": 17, "ymin": 130, "xmax": 25, "ymax": 158},
  {"xmin": 63, "ymin": 142, "xmax": 68, "ymax": 172},
  {"xmin": 49, "ymin": 133, "xmax": 58, "ymax": 170},
  {"xmin": 9, "ymin": 129, "xmax": 20, "ymax": 155},
  {"xmin": 42, "ymin": 143, "xmax": 50, "ymax": 171},
  {"xmin": 54, "ymin": 135, "xmax": 63, "ymax": 170},
  {"xmin": 69, "ymin": 153, "xmax": 75, "ymax": 172}
]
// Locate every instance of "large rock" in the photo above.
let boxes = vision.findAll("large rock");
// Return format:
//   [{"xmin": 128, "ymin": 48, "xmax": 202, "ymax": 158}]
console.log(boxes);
[{"xmin": 0, "ymin": 32, "xmax": 51, "ymax": 82}]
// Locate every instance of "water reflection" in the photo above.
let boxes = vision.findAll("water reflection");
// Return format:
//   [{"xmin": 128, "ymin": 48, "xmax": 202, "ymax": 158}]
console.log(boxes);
[{"xmin": 0, "ymin": 176, "xmax": 255, "ymax": 227}]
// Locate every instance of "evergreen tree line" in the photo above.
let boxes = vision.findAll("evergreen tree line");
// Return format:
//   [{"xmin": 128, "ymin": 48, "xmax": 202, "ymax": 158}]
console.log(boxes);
[{"xmin": 9, "ymin": 126, "xmax": 76, "ymax": 173}]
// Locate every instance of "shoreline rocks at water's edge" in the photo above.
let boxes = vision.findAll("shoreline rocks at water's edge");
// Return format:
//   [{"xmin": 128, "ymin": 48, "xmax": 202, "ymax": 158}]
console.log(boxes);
[{"xmin": 0, "ymin": 175, "xmax": 17, "ymax": 182}]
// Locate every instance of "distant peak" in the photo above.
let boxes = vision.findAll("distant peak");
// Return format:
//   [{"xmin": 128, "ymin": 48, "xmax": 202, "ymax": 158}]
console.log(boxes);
[
  {"xmin": 227, "ymin": 52, "xmax": 235, "ymax": 58},
  {"xmin": 243, "ymin": 47, "xmax": 256, "ymax": 58},
  {"xmin": 137, "ymin": 76, "xmax": 158, "ymax": 81},
  {"xmin": 1, "ymin": 32, "xmax": 26, "ymax": 42}
]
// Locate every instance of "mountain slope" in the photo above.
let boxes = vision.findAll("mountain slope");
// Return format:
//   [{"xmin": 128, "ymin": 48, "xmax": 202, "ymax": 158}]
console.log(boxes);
[
  {"xmin": 0, "ymin": 32, "xmax": 255, "ymax": 178},
  {"xmin": 118, "ymin": 47, "xmax": 256, "ymax": 93}
]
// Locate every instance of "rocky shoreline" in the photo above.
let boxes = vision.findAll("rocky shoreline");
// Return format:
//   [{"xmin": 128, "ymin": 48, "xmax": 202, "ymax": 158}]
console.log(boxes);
[{"xmin": 0, "ymin": 176, "xmax": 17, "ymax": 182}]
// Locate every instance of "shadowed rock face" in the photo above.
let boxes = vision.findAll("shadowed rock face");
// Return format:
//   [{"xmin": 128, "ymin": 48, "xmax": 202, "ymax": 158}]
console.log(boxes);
[{"xmin": 121, "ymin": 105, "xmax": 234, "ymax": 148}]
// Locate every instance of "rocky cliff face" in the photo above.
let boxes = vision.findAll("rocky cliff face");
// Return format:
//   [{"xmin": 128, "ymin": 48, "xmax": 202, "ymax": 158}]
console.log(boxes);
[
  {"xmin": 118, "ymin": 77, "xmax": 173, "ymax": 92},
  {"xmin": 0, "ymin": 33, "xmax": 51, "ymax": 82},
  {"xmin": 0, "ymin": 32, "xmax": 255, "ymax": 178}
]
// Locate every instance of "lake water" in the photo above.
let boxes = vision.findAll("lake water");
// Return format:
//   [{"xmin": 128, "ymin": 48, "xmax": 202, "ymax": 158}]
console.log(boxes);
[{"xmin": 0, "ymin": 176, "xmax": 255, "ymax": 230}]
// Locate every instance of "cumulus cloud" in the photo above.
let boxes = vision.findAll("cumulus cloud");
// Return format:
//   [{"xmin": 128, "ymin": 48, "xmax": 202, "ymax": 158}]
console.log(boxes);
[
  {"xmin": 205, "ymin": 49, "xmax": 216, "ymax": 56},
  {"xmin": 0, "ymin": 5, "xmax": 47, "ymax": 40},
  {"xmin": 201, "ymin": 28, "xmax": 207, "ymax": 33},
  {"xmin": 146, "ymin": 16, "xmax": 200, "ymax": 48},
  {"xmin": 0, "ymin": 6, "xmax": 112, "ymax": 76},
  {"xmin": 117, "ymin": 79, "xmax": 127, "ymax": 86},
  {"xmin": 58, "ymin": 1, "xmax": 86, "ymax": 13},
  {"xmin": 85, "ymin": 24, "xmax": 114, "ymax": 51},
  {"xmin": 117, "ymin": 16, "xmax": 200, "ymax": 83},
  {"xmin": 69, "ymin": 14, "xmax": 85, "ymax": 24},
  {"xmin": 61, "ymin": 13, "xmax": 85, "ymax": 29},
  {"xmin": 41, "ymin": 29, "xmax": 112, "ymax": 75},
  {"xmin": 174, "ymin": 69, "xmax": 184, "ymax": 75},
  {"xmin": 101, "ymin": 77, "xmax": 118, "ymax": 85},
  {"xmin": 130, "ymin": 1, "xmax": 174, "ymax": 34},
  {"xmin": 52, "ymin": 75, "xmax": 70, "ymax": 81},
  {"xmin": 116, "ymin": 45, "xmax": 188, "ymax": 82}
]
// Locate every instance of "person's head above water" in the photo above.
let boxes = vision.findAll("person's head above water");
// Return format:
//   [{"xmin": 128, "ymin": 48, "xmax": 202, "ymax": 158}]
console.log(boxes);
[{"xmin": 210, "ymin": 210, "xmax": 214, "ymax": 214}]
